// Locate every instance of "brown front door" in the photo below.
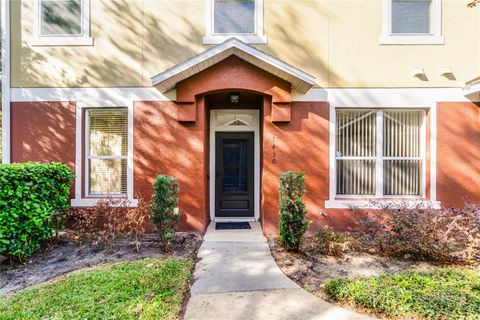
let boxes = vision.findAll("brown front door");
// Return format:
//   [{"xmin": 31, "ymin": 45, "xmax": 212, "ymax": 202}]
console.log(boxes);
[{"xmin": 215, "ymin": 132, "xmax": 255, "ymax": 218}]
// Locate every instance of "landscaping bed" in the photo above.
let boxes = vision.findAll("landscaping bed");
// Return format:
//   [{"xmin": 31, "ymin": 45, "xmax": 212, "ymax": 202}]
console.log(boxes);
[
  {"xmin": 0, "ymin": 232, "xmax": 202, "ymax": 296},
  {"xmin": 0, "ymin": 258, "xmax": 193, "ymax": 320},
  {"xmin": 269, "ymin": 237, "xmax": 435, "ymax": 294}
]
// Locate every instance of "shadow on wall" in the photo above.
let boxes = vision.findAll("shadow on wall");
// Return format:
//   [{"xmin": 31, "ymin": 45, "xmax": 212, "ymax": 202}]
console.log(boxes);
[{"xmin": 13, "ymin": 0, "xmax": 203, "ymax": 87}]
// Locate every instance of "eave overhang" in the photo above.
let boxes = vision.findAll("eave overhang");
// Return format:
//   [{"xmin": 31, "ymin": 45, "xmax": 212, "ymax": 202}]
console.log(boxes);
[{"xmin": 151, "ymin": 38, "xmax": 316, "ymax": 94}]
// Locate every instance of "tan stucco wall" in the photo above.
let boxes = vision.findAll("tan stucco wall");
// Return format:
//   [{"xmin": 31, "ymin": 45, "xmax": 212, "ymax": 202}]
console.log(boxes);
[{"xmin": 11, "ymin": 0, "xmax": 480, "ymax": 88}]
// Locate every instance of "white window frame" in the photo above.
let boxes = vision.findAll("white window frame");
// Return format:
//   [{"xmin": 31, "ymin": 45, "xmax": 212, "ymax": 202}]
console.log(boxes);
[
  {"xmin": 85, "ymin": 108, "xmax": 128, "ymax": 198},
  {"xmin": 203, "ymin": 0, "xmax": 267, "ymax": 45},
  {"xmin": 31, "ymin": 0, "xmax": 93, "ymax": 46},
  {"xmin": 327, "ymin": 108, "xmax": 433, "ymax": 209},
  {"xmin": 379, "ymin": 0, "xmax": 444, "ymax": 45},
  {"xmin": 72, "ymin": 103, "xmax": 136, "ymax": 207}
]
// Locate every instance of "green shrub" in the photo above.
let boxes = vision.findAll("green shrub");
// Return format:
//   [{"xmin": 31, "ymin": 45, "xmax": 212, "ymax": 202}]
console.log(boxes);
[
  {"xmin": 323, "ymin": 268, "xmax": 480, "ymax": 319},
  {"xmin": 0, "ymin": 162, "xmax": 73, "ymax": 262},
  {"xmin": 151, "ymin": 175, "xmax": 180, "ymax": 252},
  {"xmin": 279, "ymin": 171, "xmax": 311, "ymax": 252}
]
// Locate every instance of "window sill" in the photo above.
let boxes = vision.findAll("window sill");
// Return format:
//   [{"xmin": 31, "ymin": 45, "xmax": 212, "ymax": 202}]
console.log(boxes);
[
  {"xmin": 324, "ymin": 199, "xmax": 441, "ymax": 209},
  {"xmin": 203, "ymin": 34, "xmax": 267, "ymax": 45},
  {"xmin": 30, "ymin": 36, "xmax": 94, "ymax": 47},
  {"xmin": 378, "ymin": 35, "xmax": 445, "ymax": 45},
  {"xmin": 71, "ymin": 198, "xmax": 138, "ymax": 207}
]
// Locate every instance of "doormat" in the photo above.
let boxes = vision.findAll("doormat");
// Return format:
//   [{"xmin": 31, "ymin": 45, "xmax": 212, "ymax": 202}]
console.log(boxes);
[{"xmin": 215, "ymin": 222, "xmax": 251, "ymax": 230}]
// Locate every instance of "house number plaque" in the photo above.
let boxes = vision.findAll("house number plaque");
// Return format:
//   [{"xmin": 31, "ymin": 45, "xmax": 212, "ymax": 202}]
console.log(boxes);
[{"xmin": 271, "ymin": 135, "xmax": 277, "ymax": 164}]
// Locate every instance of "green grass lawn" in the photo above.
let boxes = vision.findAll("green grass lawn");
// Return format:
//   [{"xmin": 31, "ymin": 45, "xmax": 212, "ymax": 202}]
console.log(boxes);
[
  {"xmin": 0, "ymin": 258, "xmax": 193, "ymax": 320},
  {"xmin": 323, "ymin": 268, "xmax": 480, "ymax": 319}
]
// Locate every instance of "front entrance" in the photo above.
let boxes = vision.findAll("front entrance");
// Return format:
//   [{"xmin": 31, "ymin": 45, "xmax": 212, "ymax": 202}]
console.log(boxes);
[
  {"xmin": 215, "ymin": 132, "xmax": 255, "ymax": 218},
  {"xmin": 209, "ymin": 109, "xmax": 260, "ymax": 221}
]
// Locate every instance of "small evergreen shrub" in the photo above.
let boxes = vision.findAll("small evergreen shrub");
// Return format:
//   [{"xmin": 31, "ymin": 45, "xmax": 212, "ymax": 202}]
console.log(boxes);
[
  {"xmin": 278, "ymin": 171, "xmax": 311, "ymax": 252},
  {"xmin": 0, "ymin": 162, "xmax": 73, "ymax": 262},
  {"xmin": 151, "ymin": 175, "xmax": 180, "ymax": 252}
]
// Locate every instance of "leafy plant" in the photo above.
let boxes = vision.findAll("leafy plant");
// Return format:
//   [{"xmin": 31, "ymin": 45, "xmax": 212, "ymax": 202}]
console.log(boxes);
[
  {"xmin": 151, "ymin": 175, "xmax": 180, "ymax": 252},
  {"xmin": 323, "ymin": 268, "xmax": 480, "ymax": 319},
  {"xmin": 315, "ymin": 226, "xmax": 359, "ymax": 256},
  {"xmin": 278, "ymin": 171, "xmax": 311, "ymax": 252},
  {"xmin": 0, "ymin": 162, "xmax": 73, "ymax": 263},
  {"xmin": 355, "ymin": 202, "xmax": 480, "ymax": 263}
]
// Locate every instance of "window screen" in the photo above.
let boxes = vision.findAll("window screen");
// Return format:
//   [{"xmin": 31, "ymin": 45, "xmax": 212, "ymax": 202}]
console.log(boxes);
[
  {"xmin": 391, "ymin": 0, "xmax": 431, "ymax": 34},
  {"xmin": 214, "ymin": 0, "xmax": 255, "ymax": 34},
  {"xmin": 40, "ymin": 0, "xmax": 82, "ymax": 35},
  {"xmin": 87, "ymin": 109, "xmax": 128, "ymax": 196}
]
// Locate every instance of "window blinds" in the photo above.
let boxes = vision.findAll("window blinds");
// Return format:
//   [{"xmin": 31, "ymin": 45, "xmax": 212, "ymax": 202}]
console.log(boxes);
[
  {"xmin": 391, "ymin": 0, "xmax": 431, "ymax": 34},
  {"xmin": 336, "ymin": 110, "xmax": 423, "ymax": 197},
  {"xmin": 214, "ymin": 0, "xmax": 255, "ymax": 34},
  {"xmin": 87, "ymin": 109, "xmax": 128, "ymax": 196},
  {"xmin": 336, "ymin": 110, "xmax": 377, "ymax": 195}
]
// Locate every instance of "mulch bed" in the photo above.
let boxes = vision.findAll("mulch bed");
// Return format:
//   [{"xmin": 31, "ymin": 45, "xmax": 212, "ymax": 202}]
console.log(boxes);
[
  {"xmin": 269, "ymin": 237, "xmax": 437, "ymax": 295},
  {"xmin": 0, "ymin": 232, "xmax": 202, "ymax": 296}
]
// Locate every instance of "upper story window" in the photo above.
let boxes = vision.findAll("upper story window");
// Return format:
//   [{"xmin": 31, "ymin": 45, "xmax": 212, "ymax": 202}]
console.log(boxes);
[
  {"xmin": 31, "ymin": 0, "xmax": 93, "ymax": 46},
  {"xmin": 204, "ymin": 0, "xmax": 267, "ymax": 44},
  {"xmin": 380, "ymin": 0, "xmax": 444, "ymax": 45},
  {"xmin": 335, "ymin": 109, "xmax": 426, "ymax": 198}
]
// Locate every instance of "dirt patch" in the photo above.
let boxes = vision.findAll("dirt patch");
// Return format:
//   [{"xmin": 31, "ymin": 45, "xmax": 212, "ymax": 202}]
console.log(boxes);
[
  {"xmin": 269, "ymin": 237, "xmax": 437, "ymax": 295},
  {"xmin": 0, "ymin": 232, "xmax": 202, "ymax": 296}
]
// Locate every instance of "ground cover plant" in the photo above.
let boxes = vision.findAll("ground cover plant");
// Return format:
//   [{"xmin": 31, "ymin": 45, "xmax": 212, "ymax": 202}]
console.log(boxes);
[
  {"xmin": 0, "ymin": 162, "xmax": 73, "ymax": 263},
  {"xmin": 278, "ymin": 171, "xmax": 311, "ymax": 252},
  {"xmin": 0, "ymin": 258, "xmax": 193, "ymax": 320},
  {"xmin": 323, "ymin": 268, "xmax": 480, "ymax": 319}
]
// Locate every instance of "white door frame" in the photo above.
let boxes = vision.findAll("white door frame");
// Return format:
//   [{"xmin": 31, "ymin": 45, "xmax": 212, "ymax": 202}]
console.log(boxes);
[{"xmin": 209, "ymin": 109, "xmax": 260, "ymax": 222}]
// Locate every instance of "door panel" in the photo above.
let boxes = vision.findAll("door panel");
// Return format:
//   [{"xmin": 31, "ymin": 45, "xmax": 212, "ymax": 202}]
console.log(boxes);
[{"xmin": 215, "ymin": 132, "xmax": 254, "ymax": 218}]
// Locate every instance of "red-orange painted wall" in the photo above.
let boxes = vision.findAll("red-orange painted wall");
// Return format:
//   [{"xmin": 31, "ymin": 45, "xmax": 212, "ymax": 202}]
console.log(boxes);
[
  {"xmin": 10, "ymin": 101, "xmax": 76, "ymax": 168},
  {"xmin": 133, "ymin": 100, "xmax": 209, "ymax": 233},
  {"xmin": 437, "ymin": 102, "xmax": 480, "ymax": 207}
]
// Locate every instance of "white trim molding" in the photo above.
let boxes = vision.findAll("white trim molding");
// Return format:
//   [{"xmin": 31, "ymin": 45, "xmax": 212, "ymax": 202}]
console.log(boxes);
[
  {"xmin": 151, "ymin": 38, "xmax": 316, "ymax": 94},
  {"xmin": 325, "ymin": 200, "xmax": 442, "ymax": 209},
  {"xmin": 1, "ymin": 0, "xmax": 10, "ymax": 164},
  {"xmin": 209, "ymin": 109, "xmax": 260, "ymax": 222},
  {"xmin": 379, "ymin": 0, "xmax": 444, "ymax": 45},
  {"xmin": 72, "ymin": 101, "xmax": 136, "ymax": 207},
  {"xmin": 31, "ymin": 0, "xmax": 93, "ymax": 46},
  {"xmin": 203, "ymin": 0, "xmax": 267, "ymax": 45}
]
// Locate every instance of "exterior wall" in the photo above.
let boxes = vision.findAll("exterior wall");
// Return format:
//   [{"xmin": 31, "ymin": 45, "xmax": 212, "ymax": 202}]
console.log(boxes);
[
  {"xmin": 437, "ymin": 102, "xmax": 480, "ymax": 207},
  {"xmin": 134, "ymin": 100, "xmax": 209, "ymax": 233},
  {"xmin": 11, "ymin": 0, "xmax": 480, "ymax": 88},
  {"xmin": 261, "ymin": 101, "xmax": 331, "ymax": 235},
  {"xmin": 10, "ymin": 101, "xmax": 76, "ymax": 167}
]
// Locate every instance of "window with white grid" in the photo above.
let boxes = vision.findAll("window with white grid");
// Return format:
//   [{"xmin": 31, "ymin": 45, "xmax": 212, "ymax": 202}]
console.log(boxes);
[
  {"xmin": 203, "ymin": 0, "xmax": 266, "ymax": 44},
  {"xmin": 86, "ymin": 108, "xmax": 128, "ymax": 196},
  {"xmin": 335, "ymin": 109, "xmax": 425, "ymax": 197},
  {"xmin": 32, "ymin": 0, "xmax": 92, "ymax": 46},
  {"xmin": 379, "ymin": 0, "xmax": 443, "ymax": 45}
]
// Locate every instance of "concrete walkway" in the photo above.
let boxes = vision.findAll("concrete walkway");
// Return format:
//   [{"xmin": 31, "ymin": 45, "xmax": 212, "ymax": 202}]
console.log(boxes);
[{"xmin": 184, "ymin": 222, "xmax": 372, "ymax": 320}]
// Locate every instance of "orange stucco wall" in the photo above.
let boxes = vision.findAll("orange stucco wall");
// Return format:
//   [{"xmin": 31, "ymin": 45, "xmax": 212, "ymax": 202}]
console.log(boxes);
[
  {"xmin": 437, "ymin": 102, "xmax": 480, "ymax": 207},
  {"xmin": 10, "ymin": 102, "xmax": 76, "ymax": 168},
  {"xmin": 133, "ymin": 99, "xmax": 209, "ymax": 233}
]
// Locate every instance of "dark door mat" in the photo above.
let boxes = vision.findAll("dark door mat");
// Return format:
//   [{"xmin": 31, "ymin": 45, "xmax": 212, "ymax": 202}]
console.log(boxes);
[{"xmin": 215, "ymin": 222, "xmax": 251, "ymax": 230}]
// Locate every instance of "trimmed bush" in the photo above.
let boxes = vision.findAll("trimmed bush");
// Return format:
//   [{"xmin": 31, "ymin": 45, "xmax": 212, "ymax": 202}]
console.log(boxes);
[
  {"xmin": 0, "ymin": 162, "xmax": 73, "ymax": 262},
  {"xmin": 279, "ymin": 171, "xmax": 311, "ymax": 252},
  {"xmin": 151, "ymin": 175, "xmax": 180, "ymax": 252}
]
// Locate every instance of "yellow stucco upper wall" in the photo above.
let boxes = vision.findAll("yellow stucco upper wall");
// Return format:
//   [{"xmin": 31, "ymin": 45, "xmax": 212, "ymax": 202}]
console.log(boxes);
[{"xmin": 11, "ymin": 0, "xmax": 480, "ymax": 88}]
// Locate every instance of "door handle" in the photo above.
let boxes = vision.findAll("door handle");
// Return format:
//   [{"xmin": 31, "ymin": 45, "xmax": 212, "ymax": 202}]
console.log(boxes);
[{"xmin": 216, "ymin": 171, "xmax": 221, "ymax": 180}]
